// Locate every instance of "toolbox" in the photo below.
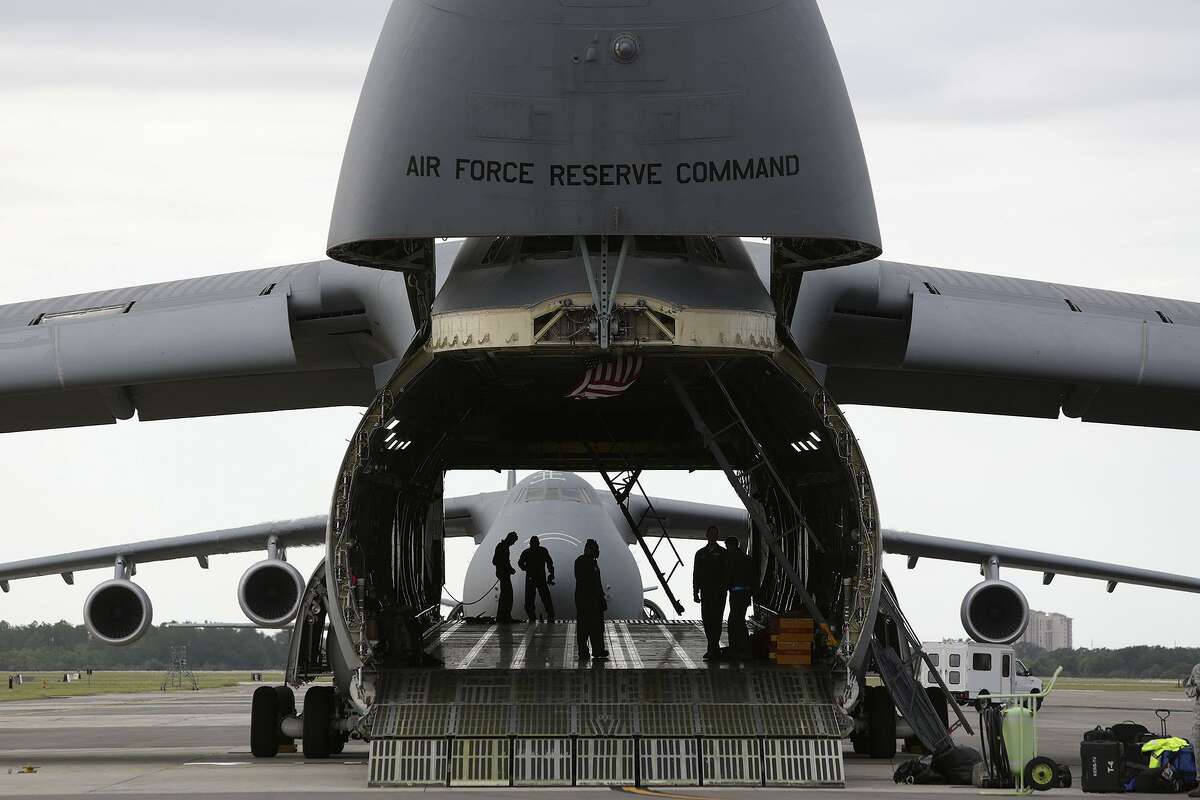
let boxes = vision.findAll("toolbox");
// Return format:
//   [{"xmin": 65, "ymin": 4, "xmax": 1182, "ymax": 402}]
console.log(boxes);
[{"xmin": 1081, "ymin": 740, "xmax": 1125, "ymax": 793}]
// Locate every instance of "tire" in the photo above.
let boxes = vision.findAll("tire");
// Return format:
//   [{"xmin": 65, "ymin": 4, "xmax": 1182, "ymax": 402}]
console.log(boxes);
[
  {"xmin": 1055, "ymin": 765, "xmax": 1072, "ymax": 789},
  {"xmin": 850, "ymin": 730, "xmax": 868, "ymax": 754},
  {"xmin": 1024, "ymin": 756, "xmax": 1057, "ymax": 792},
  {"xmin": 274, "ymin": 686, "xmax": 296, "ymax": 745},
  {"xmin": 250, "ymin": 686, "xmax": 280, "ymax": 758},
  {"xmin": 925, "ymin": 685, "xmax": 949, "ymax": 729},
  {"xmin": 330, "ymin": 735, "xmax": 346, "ymax": 755},
  {"xmin": 302, "ymin": 686, "xmax": 335, "ymax": 759},
  {"xmin": 866, "ymin": 685, "xmax": 897, "ymax": 759}
]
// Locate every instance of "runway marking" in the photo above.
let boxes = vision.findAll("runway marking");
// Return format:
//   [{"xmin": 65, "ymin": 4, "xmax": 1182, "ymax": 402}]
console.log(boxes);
[
  {"xmin": 182, "ymin": 762, "xmax": 249, "ymax": 767},
  {"xmin": 619, "ymin": 787, "xmax": 709, "ymax": 800},
  {"xmin": 657, "ymin": 626, "xmax": 696, "ymax": 669},
  {"xmin": 457, "ymin": 624, "xmax": 497, "ymax": 669},
  {"xmin": 617, "ymin": 622, "xmax": 644, "ymax": 668}
]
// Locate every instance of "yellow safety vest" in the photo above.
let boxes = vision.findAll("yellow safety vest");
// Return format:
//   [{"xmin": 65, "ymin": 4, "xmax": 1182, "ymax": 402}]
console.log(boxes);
[{"xmin": 1141, "ymin": 737, "xmax": 1191, "ymax": 769}]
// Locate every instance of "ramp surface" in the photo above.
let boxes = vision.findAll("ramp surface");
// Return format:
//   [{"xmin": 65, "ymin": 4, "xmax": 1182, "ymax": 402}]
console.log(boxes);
[{"xmin": 366, "ymin": 619, "xmax": 851, "ymax": 788}]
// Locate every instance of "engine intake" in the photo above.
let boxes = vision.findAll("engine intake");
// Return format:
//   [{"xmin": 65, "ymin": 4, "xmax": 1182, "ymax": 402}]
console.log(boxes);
[
  {"xmin": 84, "ymin": 579, "xmax": 153, "ymax": 646},
  {"xmin": 960, "ymin": 579, "xmax": 1029, "ymax": 644},
  {"xmin": 238, "ymin": 559, "xmax": 305, "ymax": 627}
]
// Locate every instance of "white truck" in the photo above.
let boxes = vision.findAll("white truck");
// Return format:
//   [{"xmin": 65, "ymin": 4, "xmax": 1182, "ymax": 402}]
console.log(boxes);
[{"xmin": 920, "ymin": 641, "xmax": 1042, "ymax": 705}]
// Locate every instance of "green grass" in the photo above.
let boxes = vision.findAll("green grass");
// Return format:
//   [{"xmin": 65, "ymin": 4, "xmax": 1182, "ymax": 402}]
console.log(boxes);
[
  {"xmin": 0, "ymin": 671, "xmax": 285, "ymax": 702},
  {"xmin": 1047, "ymin": 676, "xmax": 1182, "ymax": 693}
]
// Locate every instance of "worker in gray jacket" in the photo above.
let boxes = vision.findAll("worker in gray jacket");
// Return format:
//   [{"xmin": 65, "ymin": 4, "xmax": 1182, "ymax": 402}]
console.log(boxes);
[{"xmin": 1187, "ymin": 662, "xmax": 1200, "ymax": 797}]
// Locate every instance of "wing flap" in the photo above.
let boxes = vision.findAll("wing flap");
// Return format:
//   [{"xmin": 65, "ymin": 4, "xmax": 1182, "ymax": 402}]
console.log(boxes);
[
  {"xmin": 0, "ymin": 517, "xmax": 327, "ymax": 588},
  {"xmin": 794, "ymin": 260, "xmax": 1200, "ymax": 430}
]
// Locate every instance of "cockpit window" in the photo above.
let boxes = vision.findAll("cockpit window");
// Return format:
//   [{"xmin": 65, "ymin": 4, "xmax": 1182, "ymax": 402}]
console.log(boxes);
[{"xmin": 519, "ymin": 485, "xmax": 595, "ymax": 504}]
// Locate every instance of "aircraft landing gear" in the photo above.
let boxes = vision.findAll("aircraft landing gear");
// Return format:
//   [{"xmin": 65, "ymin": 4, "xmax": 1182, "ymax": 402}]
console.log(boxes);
[
  {"xmin": 250, "ymin": 685, "xmax": 295, "ymax": 757},
  {"xmin": 302, "ymin": 686, "xmax": 336, "ymax": 759}
]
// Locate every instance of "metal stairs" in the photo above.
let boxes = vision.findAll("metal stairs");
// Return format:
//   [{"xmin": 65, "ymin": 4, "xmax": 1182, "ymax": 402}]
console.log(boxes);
[{"xmin": 668, "ymin": 364, "xmax": 834, "ymax": 645}]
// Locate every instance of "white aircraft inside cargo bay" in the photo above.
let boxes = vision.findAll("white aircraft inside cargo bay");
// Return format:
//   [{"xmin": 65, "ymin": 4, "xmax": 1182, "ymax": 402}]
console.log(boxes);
[{"xmin": 1, "ymin": 0, "xmax": 1198, "ymax": 787}]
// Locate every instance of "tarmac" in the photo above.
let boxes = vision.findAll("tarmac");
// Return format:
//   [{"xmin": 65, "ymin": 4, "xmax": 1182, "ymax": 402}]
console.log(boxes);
[{"xmin": 0, "ymin": 681, "xmax": 1192, "ymax": 797}]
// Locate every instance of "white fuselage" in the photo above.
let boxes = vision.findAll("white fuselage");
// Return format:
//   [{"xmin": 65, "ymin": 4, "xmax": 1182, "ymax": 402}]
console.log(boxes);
[{"xmin": 460, "ymin": 472, "xmax": 644, "ymax": 620}]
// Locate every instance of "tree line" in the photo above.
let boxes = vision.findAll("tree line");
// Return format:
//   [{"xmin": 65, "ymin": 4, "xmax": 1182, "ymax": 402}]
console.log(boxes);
[
  {"xmin": 0, "ymin": 621, "xmax": 289, "ymax": 671},
  {"xmin": 1014, "ymin": 642, "xmax": 1200, "ymax": 680}
]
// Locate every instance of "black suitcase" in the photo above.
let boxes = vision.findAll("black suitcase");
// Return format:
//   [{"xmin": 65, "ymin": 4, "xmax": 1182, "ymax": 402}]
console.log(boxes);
[{"xmin": 1081, "ymin": 740, "xmax": 1125, "ymax": 793}]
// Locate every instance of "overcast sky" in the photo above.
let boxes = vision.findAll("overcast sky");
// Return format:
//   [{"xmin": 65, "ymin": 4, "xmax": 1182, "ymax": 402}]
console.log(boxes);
[{"xmin": 0, "ymin": 2, "xmax": 1198, "ymax": 649}]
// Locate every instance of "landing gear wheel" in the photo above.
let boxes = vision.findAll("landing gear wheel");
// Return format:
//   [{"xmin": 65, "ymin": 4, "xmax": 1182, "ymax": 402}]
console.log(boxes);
[
  {"xmin": 274, "ymin": 686, "xmax": 296, "ymax": 745},
  {"xmin": 330, "ymin": 734, "xmax": 346, "ymax": 755},
  {"xmin": 302, "ymin": 686, "xmax": 335, "ymax": 759},
  {"xmin": 866, "ymin": 685, "xmax": 897, "ymax": 759},
  {"xmin": 925, "ymin": 685, "xmax": 949, "ymax": 729},
  {"xmin": 1024, "ymin": 756, "xmax": 1058, "ymax": 791},
  {"xmin": 850, "ymin": 730, "xmax": 868, "ymax": 754},
  {"xmin": 250, "ymin": 686, "xmax": 280, "ymax": 758}
]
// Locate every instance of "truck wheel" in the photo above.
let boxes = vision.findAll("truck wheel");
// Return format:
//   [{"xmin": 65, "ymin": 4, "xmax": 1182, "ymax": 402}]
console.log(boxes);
[
  {"xmin": 1055, "ymin": 765, "xmax": 1072, "ymax": 789},
  {"xmin": 1024, "ymin": 756, "xmax": 1057, "ymax": 791},
  {"xmin": 250, "ymin": 686, "xmax": 280, "ymax": 758},
  {"xmin": 866, "ymin": 686, "xmax": 897, "ymax": 759},
  {"xmin": 302, "ymin": 686, "xmax": 335, "ymax": 759},
  {"xmin": 274, "ymin": 686, "xmax": 296, "ymax": 745},
  {"xmin": 925, "ymin": 686, "xmax": 949, "ymax": 729}
]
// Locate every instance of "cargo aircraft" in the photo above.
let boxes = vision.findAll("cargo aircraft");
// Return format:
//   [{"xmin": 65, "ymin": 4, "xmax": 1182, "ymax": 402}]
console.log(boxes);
[{"xmin": 1, "ymin": 0, "xmax": 1199, "ymax": 782}]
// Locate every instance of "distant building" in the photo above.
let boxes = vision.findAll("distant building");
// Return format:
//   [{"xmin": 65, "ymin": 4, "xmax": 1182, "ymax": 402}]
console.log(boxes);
[{"xmin": 1020, "ymin": 610, "xmax": 1073, "ymax": 651}]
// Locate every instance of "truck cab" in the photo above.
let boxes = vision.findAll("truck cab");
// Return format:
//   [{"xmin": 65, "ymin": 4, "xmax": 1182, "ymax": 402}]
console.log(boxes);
[{"xmin": 920, "ymin": 641, "xmax": 1042, "ymax": 704}]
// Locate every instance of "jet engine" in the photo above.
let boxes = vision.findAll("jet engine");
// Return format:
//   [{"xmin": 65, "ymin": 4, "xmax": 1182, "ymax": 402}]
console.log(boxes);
[
  {"xmin": 84, "ymin": 578, "xmax": 153, "ymax": 645},
  {"xmin": 960, "ymin": 578, "xmax": 1029, "ymax": 645},
  {"xmin": 238, "ymin": 558, "xmax": 305, "ymax": 627}
]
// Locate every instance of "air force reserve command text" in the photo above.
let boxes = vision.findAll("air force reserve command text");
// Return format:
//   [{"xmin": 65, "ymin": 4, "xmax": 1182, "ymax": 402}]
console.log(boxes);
[{"xmin": 404, "ymin": 154, "xmax": 803, "ymax": 186}]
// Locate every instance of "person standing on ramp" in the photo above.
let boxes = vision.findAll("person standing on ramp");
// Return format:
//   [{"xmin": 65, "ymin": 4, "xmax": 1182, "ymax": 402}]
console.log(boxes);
[
  {"xmin": 725, "ymin": 536, "xmax": 756, "ymax": 656},
  {"xmin": 574, "ymin": 539, "xmax": 608, "ymax": 661},
  {"xmin": 493, "ymin": 531, "xmax": 519, "ymax": 623},
  {"xmin": 694, "ymin": 525, "xmax": 729, "ymax": 660},
  {"xmin": 518, "ymin": 535, "xmax": 556, "ymax": 622}
]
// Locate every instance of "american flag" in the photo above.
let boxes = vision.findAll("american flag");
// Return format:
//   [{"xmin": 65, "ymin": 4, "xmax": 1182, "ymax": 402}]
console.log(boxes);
[{"xmin": 566, "ymin": 354, "xmax": 644, "ymax": 400}]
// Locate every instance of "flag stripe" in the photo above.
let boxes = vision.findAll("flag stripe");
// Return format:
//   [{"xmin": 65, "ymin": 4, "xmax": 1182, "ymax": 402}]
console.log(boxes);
[{"xmin": 566, "ymin": 354, "xmax": 643, "ymax": 400}]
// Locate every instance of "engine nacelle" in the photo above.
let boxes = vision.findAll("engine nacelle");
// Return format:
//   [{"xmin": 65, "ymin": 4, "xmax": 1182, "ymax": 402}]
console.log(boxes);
[
  {"xmin": 238, "ymin": 559, "xmax": 305, "ymax": 627},
  {"xmin": 960, "ymin": 579, "xmax": 1029, "ymax": 645},
  {"xmin": 84, "ymin": 579, "xmax": 153, "ymax": 646}
]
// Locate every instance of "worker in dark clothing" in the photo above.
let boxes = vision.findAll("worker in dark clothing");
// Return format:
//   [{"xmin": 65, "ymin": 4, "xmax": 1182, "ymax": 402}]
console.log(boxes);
[
  {"xmin": 518, "ymin": 535, "xmax": 556, "ymax": 622},
  {"xmin": 693, "ymin": 525, "xmax": 728, "ymax": 660},
  {"xmin": 492, "ymin": 531, "xmax": 519, "ymax": 623},
  {"xmin": 725, "ymin": 536, "xmax": 755, "ymax": 656},
  {"xmin": 574, "ymin": 539, "xmax": 608, "ymax": 661}
]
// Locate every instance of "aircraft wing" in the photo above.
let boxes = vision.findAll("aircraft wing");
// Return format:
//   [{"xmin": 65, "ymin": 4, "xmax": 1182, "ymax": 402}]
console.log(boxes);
[
  {"xmin": 0, "ymin": 241, "xmax": 464, "ymax": 435},
  {"xmin": 784, "ymin": 258, "xmax": 1200, "ymax": 430},
  {"xmin": 443, "ymin": 491, "xmax": 510, "ymax": 543},
  {"xmin": 623, "ymin": 496, "xmax": 750, "ymax": 542},
  {"xmin": 0, "ymin": 517, "xmax": 325, "ymax": 592},
  {"xmin": 883, "ymin": 529, "xmax": 1200, "ymax": 593}
]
